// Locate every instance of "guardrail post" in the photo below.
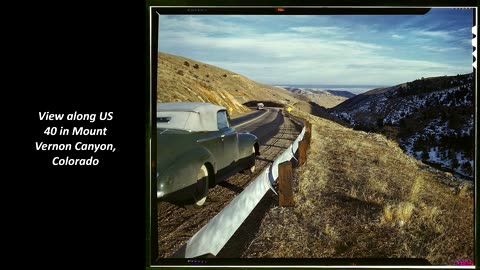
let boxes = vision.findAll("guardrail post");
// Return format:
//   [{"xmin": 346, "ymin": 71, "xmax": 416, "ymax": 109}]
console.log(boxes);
[
  {"xmin": 305, "ymin": 121, "xmax": 312, "ymax": 150},
  {"xmin": 298, "ymin": 139, "xmax": 308, "ymax": 166},
  {"xmin": 278, "ymin": 161, "xmax": 295, "ymax": 207}
]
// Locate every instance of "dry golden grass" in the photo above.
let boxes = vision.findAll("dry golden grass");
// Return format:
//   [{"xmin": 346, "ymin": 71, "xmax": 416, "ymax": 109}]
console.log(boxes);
[
  {"xmin": 303, "ymin": 93, "xmax": 349, "ymax": 108},
  {"xmin": 242, "ymin": 111, "xmax": 474, "ymax": 265},
  {"xmin": 157, "ymin": 52, "xmax": 311, "ymax": 117},
  {"xmin": 381, "ymin": 202, "xmax": 415, "ymax": 226}
]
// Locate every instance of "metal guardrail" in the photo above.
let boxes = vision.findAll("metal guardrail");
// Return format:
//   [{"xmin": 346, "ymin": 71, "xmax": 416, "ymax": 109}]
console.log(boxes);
[
  {"xmin": 173, "ymin": 118, "xmax": 307, "ymax": 258},
  {"xmin": 286, "ymin": 112, "xmax": 305, "ymax": 127}
]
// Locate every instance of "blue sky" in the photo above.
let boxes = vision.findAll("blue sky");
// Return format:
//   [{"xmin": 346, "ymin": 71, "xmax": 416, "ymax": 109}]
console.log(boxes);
[{"xmin": 158, "ymin": 8, "xmax": 474, "ymax": 87}]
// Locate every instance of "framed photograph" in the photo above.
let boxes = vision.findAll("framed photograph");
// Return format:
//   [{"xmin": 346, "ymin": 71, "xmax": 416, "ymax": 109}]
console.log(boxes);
[{"xmin": 147, "ymin": 1, "xmax": 477, "ymax": 268}]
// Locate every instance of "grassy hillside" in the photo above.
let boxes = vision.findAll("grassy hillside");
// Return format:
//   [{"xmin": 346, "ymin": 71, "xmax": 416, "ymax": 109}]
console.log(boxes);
[
  {"xmin": 300, "ymin": 93, "xmax": 348, "ymax": 108},
  {"xmin": 157, "ymin": 52, "xmax": 310, "ymax": 116},
  {"xmin": 280, "ymin": 87, "xmax": 352, "ymax": 108},
  {"xmin": 243, "ymin": 111, "xmax": 473, "ymax": 264}
]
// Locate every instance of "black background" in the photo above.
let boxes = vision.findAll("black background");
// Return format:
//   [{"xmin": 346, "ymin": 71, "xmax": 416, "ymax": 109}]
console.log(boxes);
[
  {"xmin": 23, "ymin": 1, "xmax": 145, "ymax": 268},
  {"xmin": 19, "ymin": 0, "xmax": 476, "ymax": 269}
]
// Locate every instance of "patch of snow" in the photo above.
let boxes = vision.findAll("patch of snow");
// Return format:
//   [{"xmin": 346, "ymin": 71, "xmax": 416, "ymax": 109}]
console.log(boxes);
[{"xmin": 428, "ymin": 147, "xmax": 446, "ymax": 165}]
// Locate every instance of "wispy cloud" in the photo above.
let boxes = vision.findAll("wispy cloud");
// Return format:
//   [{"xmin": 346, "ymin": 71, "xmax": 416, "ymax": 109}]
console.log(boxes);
[
  {"xmin": 413, "ymin": 29, "xmax": 453, "ymax": 40},
  {"xmin": 158, "ymin": 10, "xmax": 473, "ymax": 86},
  {"xmin": 159, "ymin": 15, "xmax": 255, "ymax": 35},
  {"xmin": 420, "ymin": 45, "xmax": 459, "ymax": 52},
  {"xmin": 289, "ymin": 26, "xmax": 348, "ymax": 35},
  {"xmin": 335, "ymin": 40, "xmax": 383, "ymax": 50}
]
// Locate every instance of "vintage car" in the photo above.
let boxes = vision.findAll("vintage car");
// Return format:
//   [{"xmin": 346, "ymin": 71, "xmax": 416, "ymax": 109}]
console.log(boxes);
[{"xmin": 157, "ymin": 102, "xmax": 260, "ymax": 208}]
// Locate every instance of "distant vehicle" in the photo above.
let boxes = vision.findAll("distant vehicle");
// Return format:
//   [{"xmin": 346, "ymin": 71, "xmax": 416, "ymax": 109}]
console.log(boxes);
[
  {"xmin": 157, "ymin": 102, "xmax": 260, "ymax": 208},
  {"xmin": 257, "ymin": 103, "xmax": 265, "ymax": 110}
]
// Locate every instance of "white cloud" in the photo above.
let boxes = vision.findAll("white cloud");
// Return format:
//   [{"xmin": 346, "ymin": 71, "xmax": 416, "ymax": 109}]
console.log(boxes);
[
  {"xmin": 413, "ymin": 30, "xmax": 453, "ymax": 40},
  {"xmin": 170, "ymin": 32, "xmax": 467, "ymax": 85},
  {"xmin": 335, "ymin": 40, "xmax": 383, "ymax": 50},
  {"xmin": 158, "ymin": 15, "xmax": 472, "ymax": 85},
  {"xmin": 159, "ymin": 16, "xmax": 255, "ymax": 35},
  {"xmin": 420, "ymin": 45, "xmax": 459, "ymax": 52},
  {"xmin": 289, "ymin": 26, "xmax": 348, "ymax": 35}
]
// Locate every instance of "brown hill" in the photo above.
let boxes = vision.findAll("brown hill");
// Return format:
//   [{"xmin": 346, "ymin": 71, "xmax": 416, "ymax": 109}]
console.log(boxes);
[
  {"xmin": 300, "ymin": 92, "xmax": 348, "ymax": 108},
  {"xmin": 280, "ymin": 87, "xmax": 351, "ymax": 108},
  {"xmin": 156, "ymin": 52, "xmax": 331, "ymax": 117}
]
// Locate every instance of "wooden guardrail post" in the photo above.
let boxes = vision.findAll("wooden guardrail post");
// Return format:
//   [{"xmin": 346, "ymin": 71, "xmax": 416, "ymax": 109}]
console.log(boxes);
[
  {"xmin": 298, "ymin": 139, "xmax": 308, "ymax": 166},
  {"xmin": 278, "ymin": 161, "xmax": 295, "ymax": 207},
  {"xmin": 303, "ymin": 120, "xmax": 312, "ymax": 149},
  {"xmin": 307, "ymin": 122, "xmax": 312, "ymax": 149}
]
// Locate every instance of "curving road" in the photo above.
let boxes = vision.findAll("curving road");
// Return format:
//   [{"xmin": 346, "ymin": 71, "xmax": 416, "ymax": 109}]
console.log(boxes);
[{"xmin": 155, "ymin": 107, "xmax": 302, "ymax": 259}]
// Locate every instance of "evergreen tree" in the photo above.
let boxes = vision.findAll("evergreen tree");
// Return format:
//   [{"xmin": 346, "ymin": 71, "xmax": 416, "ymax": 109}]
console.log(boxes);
[{"xmin": 421, "ymin": 149, "xmax": 429, "ymax": 160}]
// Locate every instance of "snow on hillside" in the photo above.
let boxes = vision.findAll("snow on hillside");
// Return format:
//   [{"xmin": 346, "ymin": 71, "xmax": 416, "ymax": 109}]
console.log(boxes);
[
  {"xmin": 400, "ymin": 113, "xmax": 474, "ymax": 178},
  {"xmin": 280, "ymin": 86, "xmax": 356, "ymax": 98},
  {"xmin": 331, "ymin": 73, "xmax": 474, "ymax": 179},
  {"xmin": 333, "ymin": 85, "xmax": 472, "ymax": 126},
  {"xmin": 282, "ymin": 87, "xmax": 332, "ymax": 95}
]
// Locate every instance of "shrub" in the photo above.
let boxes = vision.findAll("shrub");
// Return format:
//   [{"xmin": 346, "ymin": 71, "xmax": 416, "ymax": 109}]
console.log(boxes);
[
  {"xmin": 223, "ymin": 74, "xmax": 227, "ymax": 77},
  {"xmin": 421, "ymin": 149, "xmax": 429, "ymax": 160},
  {"xmin": 183, "ymin": 61, "xmax": 189, "ymax": 67},
  {"xmin": 193, "ymin": 64, "xmax": 199, "ymax": 69},
  {"xmin": 382, "ymin": 202, "xmax": 415, "ymax": 226},
  {"xmin": 176, "ymin": 70, "xmax": 184, "ymax": 76}
]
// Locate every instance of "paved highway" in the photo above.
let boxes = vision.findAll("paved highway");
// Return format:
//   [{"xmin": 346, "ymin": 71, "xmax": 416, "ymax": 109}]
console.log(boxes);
[{"xmin": 155, "ymin": 107, "xmax": 302, "ymax": 259}]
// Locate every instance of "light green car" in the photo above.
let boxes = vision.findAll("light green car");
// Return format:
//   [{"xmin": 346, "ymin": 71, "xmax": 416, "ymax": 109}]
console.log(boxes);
[{"xmin": 157, "ymin": 102, "xmax": 260, "ymax": 207}]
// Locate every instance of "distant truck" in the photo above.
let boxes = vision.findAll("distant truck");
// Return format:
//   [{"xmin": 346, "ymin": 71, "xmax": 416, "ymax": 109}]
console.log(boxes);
[{"xmin": 256, "ymin": 103, "xmax": 265, "ymax": 110}]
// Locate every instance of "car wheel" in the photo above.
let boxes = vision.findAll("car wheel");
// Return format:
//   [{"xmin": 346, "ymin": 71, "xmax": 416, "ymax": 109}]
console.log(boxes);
[{"xmin": 186, "ymin": 164, "xmax": 209, "ymax": 209}]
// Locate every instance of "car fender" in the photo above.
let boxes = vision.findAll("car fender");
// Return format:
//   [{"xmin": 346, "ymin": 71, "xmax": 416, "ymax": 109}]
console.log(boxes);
[
  {"xmin": 157, "ymin": 146, "xmax": 216, "ymax": 197},
  {"xmin": 237, "ymin": 132, "xmax": 259, "ymax": 158}
]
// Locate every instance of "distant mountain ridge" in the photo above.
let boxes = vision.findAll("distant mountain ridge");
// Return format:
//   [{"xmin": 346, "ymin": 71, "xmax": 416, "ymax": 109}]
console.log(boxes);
[
  {"xmin": 326, "ymin": 90, "xmax": 356, "ymax": 98},
  {"xmin": 330, "ymin": 73, "xmax": 474, "ymax": 179},
  {"xmin": 280, "ymin": 86, "xmax": 356, "ymax": 108},
  {"xmin": 282, "ymin": 86, "xmax": 356, "ymax": 97}
]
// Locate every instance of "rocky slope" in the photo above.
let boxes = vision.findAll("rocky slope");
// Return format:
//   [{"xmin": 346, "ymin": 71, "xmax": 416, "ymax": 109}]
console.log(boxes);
[{"xmin": 330, "ymin": 73, "xmax": 474, "ymax": 179}]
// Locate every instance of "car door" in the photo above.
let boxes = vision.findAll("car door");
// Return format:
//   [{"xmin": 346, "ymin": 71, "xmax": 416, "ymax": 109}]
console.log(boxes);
[{"xmin": 217, "ymin": 110, "xmax": 238, "ymax": 170}]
